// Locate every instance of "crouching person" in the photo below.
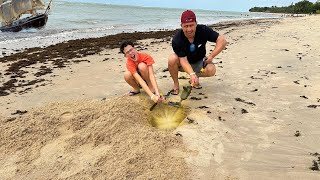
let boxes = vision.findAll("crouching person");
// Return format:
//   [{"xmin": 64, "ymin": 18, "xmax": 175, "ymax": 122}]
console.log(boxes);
[{"xmin": 120, "ymin": 40, "xmax": 164, "ymax": 103}]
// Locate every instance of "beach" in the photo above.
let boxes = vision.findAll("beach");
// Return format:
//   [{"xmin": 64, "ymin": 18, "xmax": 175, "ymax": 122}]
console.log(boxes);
[{"xmin": 1, "ymin": 15, "xmax": 320, "ymax": 179}]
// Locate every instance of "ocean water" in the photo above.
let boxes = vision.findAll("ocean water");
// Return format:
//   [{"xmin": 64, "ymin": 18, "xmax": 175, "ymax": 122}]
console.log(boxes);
[{"xmin": 0, "ymin": 0, "xmax": 280, "ymax": 50}]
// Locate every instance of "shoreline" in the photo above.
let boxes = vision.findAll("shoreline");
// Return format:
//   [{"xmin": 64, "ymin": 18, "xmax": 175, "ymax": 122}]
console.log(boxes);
[{"xmin": 0, "ymin": 17, "xmax": 281, "ymax": 58}]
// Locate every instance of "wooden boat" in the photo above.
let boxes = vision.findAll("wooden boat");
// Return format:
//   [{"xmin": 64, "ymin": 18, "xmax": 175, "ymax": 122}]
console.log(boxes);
[{"xmin": 0, "ymin": 0, "xmax": 52, "ymax": 32}]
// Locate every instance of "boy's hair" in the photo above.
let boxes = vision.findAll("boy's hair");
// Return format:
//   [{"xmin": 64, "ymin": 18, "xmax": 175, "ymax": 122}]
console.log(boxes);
[{"xmin": 120, "ymin": 40, "xmax": 134, "ymax": 54}]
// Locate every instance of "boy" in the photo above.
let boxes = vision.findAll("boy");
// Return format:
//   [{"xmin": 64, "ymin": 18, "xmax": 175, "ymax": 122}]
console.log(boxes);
[{"xmin": 120, "ymin": 40, "xmax": 164, "ymax": 103}]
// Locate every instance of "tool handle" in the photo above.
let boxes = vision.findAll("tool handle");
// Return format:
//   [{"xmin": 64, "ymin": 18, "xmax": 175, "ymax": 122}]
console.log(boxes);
[{"xmin": 149, "ymin": 103, "xmax": 158, "ymax": 111}]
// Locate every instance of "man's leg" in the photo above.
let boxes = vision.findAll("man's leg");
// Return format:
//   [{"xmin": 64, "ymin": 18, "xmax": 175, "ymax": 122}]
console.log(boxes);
[
  {"xmin": 168, "ymin": 53, "xmax": 180, "ymax": 93},
  {"xmin": 137, "ymin": 63, "xmax": 154, "ymax": 92},
  {"xmin": 199, "ymin": 64, "xmax": 216, "ymax": 77},
  {"xmin": 124, "ymin": 71, "xmax": 140, "ymax": 93}
]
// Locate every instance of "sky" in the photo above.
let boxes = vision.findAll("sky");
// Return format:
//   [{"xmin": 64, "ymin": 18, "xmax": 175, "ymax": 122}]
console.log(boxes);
[{"xmin": 74, "ymin": 0, "xmax": 318, "ymax": 12}]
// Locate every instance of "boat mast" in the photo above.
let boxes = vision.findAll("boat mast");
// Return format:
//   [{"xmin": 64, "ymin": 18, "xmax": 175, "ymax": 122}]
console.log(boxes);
[{"xmin": 44, "ymin": 0, "xmax": 53, "ymax": 14}]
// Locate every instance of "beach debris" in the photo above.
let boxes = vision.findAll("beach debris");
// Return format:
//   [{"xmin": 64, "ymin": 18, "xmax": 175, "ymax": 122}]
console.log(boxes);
[
  {"xmin": 175, "ymin": 132, "xmax": 183, "ymax": 137},
  {"xmin": 186, "ymin": 117, "xmax": 198, "ymax": 124},
  {"xmin": 34, "ymin": 66, "xmax": 52, "ymax": 77},
  {"xmin": 294, "ymin": 130, "xmax": 301, "ymax": 137},
  {"xmin": 198, "ymin": 106, "xmax": 209, "ymax": 109},
  {"xmin": 309, "ymin": 153, "xmax": 320, "ymax": 172},
  {"xmin": 190, "ymin": 96, "xmax": 201, "ymax": 100},
  {"xmin": 241, "ymin": 109, "xmax": 248, "ymax": 114},
  {"xmin": 218, "ymin": 116, "xmax": 226, "ymax": 121},
  {"xmin": 251, "ymin": 89, "xmax": 258, "ymax": 92},
  {"xmin": 310, "ymin": 152, "xmax": 320, "ymax": 156},
  {"xmin": 4, "ymin": 117, "xmax": 16, "ymax": 122},
  {"xmin": 299, "ymin": 95, "xmax": 308, "ymax": 99},
  {"xmin": 178, "ymin": 76, "xmax": 187, "ymax": 79},
  {"xmin": 11, "ymin": 110, "xmax": 28, "ymax": 115},
  {"xmin": 307, "ymin": 105, "xmax": 320, "ymax": 109},
  {"xmin": 250, "ymin": 76, "xmax": 263, "ymax": 80},
  {"xmin": 293, "ymin": 80, "xmax": 300, "ymax": 84},
  {"xmin": 235, "ymin": 98, "xmax": 256, "ymax": 106},
  {"xmin": 310, "ymin": 160, "xmax": 320, "ymax": 171},
  {"xmin": 162, "ymin": 68, "xmax": 169, "ymax": 72}
]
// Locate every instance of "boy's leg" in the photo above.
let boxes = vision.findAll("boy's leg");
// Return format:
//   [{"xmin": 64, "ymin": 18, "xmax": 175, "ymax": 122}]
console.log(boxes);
[
  {"xmin": 168, "ymin": 53, "xmax": 180, "ymax": 94},
  {"xmin": 137, "ymin": 63, "xmax": 154, "ymax": 92},
  {"xmin": 124, "ymin": 71, "xmax": 140, "ymax": 93}
]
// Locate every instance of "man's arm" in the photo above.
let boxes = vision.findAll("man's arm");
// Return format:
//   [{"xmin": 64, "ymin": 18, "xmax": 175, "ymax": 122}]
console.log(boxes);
[
  {"xmin": 207, "ymin": 34, "xmax": 227, "ymax": 63},
  {"xmin": 180, "ymin": 57, "xmax": 194, "ymax": 75},
  {"xmin": 180, "ymin": 57, "xmax": 199, "ymax": 85}
]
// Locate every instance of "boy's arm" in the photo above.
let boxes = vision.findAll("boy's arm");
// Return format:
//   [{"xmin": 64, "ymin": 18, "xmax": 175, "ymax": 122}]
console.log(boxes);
[
  {"xmin": 147, "ymin": 65, "xmax": 160, "ymax": 96},
  {"xmin": 132, "ymin": 72, "xmax": 153, "ymax": 97}
]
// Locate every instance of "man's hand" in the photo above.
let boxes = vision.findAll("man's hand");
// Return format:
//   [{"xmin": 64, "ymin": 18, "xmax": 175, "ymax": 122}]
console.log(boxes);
[
  {"xmin": 204, "ymin": 56, "xmax": 212, "ymax": 64},
  {"xmin": 190, "ymin": 73, "xmax": 199, "ymax": 86}
]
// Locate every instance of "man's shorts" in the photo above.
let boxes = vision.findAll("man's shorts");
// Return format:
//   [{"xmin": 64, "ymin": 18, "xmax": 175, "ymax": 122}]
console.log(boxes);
[{"xmin": 179, "ymin": 59, "xmax": 208, "ymax": 73}]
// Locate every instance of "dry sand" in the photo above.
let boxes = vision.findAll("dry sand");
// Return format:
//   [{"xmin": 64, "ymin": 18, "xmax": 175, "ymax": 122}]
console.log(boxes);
[{"xmin": 1, "ymin": 16, "xmax": 320, "ymax": 179}]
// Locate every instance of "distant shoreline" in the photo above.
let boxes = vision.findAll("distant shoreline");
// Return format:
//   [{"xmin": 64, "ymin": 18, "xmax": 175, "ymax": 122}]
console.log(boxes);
[{"xmin": 0, "ymin": 17, "xmax": 281, "ymax": 58}]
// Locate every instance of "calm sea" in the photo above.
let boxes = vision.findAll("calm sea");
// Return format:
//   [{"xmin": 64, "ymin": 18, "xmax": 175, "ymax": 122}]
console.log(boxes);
[{"xmin": 0, "ymin": 0, "xmax": 279, "ymax": 50}]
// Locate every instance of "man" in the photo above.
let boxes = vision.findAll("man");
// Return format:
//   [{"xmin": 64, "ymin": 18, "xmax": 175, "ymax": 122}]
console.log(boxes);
[
  {"xmin": 168, "ymin": 10, "xmax": 227, "ymax": 95},
  {"xmin": 120, "ymin": 40, "xmax": 164, "ymax": 103}
]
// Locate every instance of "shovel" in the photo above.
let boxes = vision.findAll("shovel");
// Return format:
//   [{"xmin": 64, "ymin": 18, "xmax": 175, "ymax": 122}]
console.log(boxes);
[{"xmin": 167, "ymin": 85, "xmax": 193, "ymax": 108}]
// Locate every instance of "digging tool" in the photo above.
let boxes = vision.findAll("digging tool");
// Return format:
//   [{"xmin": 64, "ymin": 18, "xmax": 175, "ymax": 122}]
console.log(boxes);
[
  {"xmin": 167, "ymin": 85, "xmax": 192, "ymax": 108},
  {"xmin": 149, "ymin": 93, "xmax": 164, "ymax": 111},
  {"xmin": 196, "ymin": 57, "xmax": 208, "ymax": 77}
]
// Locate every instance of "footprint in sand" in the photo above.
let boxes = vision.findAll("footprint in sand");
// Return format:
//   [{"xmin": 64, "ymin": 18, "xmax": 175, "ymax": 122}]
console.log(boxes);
[
  {"xmin": 60, "ymin": 111, "xmax": 74, "ymax": 121},
  {"xmin": 59, "ymin": 112, "xmax": 74, "ymax": 135}
]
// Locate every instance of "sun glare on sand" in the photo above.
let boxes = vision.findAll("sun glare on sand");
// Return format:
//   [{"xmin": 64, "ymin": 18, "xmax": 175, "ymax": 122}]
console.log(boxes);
[{"xmin": 148, "ymin": 104, "xmax": 189, "ymax": 130}]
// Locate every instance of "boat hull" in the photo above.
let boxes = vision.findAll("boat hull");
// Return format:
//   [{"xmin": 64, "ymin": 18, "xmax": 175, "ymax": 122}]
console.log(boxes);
[{"xmin": 0, "ymin": 13, "xmax": 48, "ymax": 32}]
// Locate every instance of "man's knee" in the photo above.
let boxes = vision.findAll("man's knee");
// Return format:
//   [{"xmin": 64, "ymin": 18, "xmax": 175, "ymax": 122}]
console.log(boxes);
[
  {"xmin": 168, "ymin": 53, "xmax": 179, "ymax": 66},
  {"xmin": 206, "ymin": 64, "xmax": 216, "ymax": 77}
]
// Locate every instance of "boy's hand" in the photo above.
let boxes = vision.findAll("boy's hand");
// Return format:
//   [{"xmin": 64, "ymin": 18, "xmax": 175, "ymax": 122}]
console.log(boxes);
[
  {"xmin": 158, "ymin": 94, "xmax": 166, "ymax": 103},
  {"xmin": 151, "ymin": 94, "xmax": 159, "ymax": 103},
  {"xmin": 151, "ymin": 94, "xmax": 165, "ymax": 103}
]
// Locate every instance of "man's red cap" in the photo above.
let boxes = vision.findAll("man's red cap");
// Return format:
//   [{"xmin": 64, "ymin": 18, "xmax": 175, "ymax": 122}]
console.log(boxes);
[{"xmin": 181, "ymin": 10, "xmax": 196, "ymax": 24}]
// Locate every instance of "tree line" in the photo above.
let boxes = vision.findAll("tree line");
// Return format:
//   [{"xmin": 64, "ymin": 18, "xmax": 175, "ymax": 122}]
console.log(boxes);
[{"xmin": 249, "ymin": 0, "xmax": 320, "ymax": 14}]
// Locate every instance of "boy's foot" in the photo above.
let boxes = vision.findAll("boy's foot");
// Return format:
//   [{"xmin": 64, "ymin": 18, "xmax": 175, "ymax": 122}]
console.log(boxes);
[{"xmin": 128, "ymin": 90, "xmax": 140, "ymax": 96}]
